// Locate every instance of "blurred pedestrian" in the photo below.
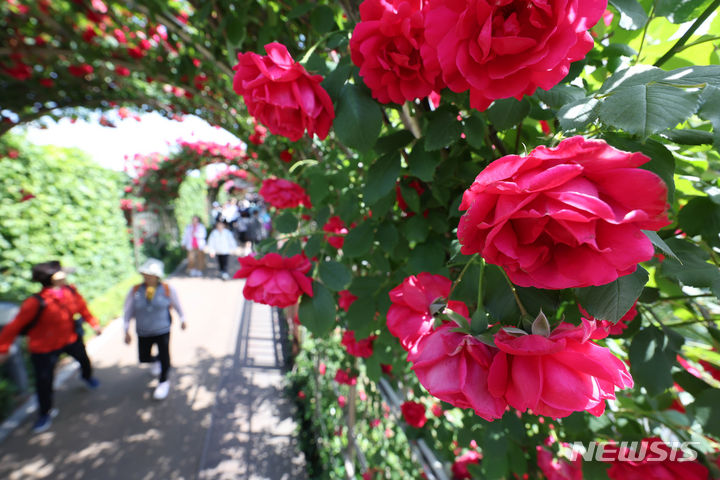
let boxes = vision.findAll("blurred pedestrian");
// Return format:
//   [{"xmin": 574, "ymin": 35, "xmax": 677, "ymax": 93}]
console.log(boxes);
[
  {"xmin": 181, "ymin": 215, "xmax": 207, "ymax": 277},
  {"xmin": 0, "ymin": 261, "xmax": 102, "ymax": 433},
  {"xmin": 123, "ymin": 258, "xmax": 186, "ymax": 400},
  {"xmin": 207, "ymin": 222, "xmax": 238, "ymax": 280}
]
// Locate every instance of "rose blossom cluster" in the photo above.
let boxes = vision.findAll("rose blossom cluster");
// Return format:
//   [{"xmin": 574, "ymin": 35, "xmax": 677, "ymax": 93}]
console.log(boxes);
[
  {"xmin": 387, "ymin": 273, "xmax": 634, "ymax": 420},
  {"xmin": 259, "ymin": 177, "xmax": 312, "ymax": 210},
  {"xmin": 350, "ymin": 0, "xmax": 607, "ymax": 109}
]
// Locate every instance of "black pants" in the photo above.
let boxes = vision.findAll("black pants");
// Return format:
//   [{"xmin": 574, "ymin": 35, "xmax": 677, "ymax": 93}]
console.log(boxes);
[
  {"xmin": 138, "ymin": 333, "xmax": 171, "ymax": 382},
  {"xmin": 30, "ymin": 338, "xmax": 93, "ymax": 416},
  {"xmin": 217, "ymin": 254, "xmax": 229, "ymax": 273}
]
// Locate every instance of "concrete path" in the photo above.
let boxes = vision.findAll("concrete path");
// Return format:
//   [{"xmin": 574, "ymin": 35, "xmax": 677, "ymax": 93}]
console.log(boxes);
[{"xmin": 0, "ymin": 261, "xmax": 306, "ymax": 480}]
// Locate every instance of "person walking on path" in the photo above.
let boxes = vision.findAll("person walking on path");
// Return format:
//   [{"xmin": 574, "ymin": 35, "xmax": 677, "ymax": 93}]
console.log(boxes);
[
  {"xmin": 0, "ymin": 261, "xmax": 102, "ymax": 433},
  {"xmin": 181, "ymin": 215, "xmax": 207, "ymax": 277},
  {"xmin": 123, "ymin": 258, "xmax": 186, "ymax": 400},
  {"xmin": 206, "ymin": 221, "xmax": 238, "ymax": 280}
]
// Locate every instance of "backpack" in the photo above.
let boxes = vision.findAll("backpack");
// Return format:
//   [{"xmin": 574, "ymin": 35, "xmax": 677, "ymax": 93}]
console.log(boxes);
[
  {"xmin": 132, "ymin": 283, "xmax": 172, "ymax": 321},
  {"xmin": 19, "ymin": 294, "xmax": 46, "ymax": 336}
]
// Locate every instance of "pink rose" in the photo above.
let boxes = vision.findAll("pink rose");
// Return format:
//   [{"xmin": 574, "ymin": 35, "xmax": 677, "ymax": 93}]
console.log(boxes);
[
  {"xmin": 537, "ymin": 446, "xmax": 582, "ymax": 480},
  {"xmin": 338, "ymin": 395, "xmax": 347, "ymax": 408},
  {"xmin": 451, "ymin": 450, "xmax": 481, "ymax": 479},
  {"xmin": 323, "ymin": 216, "xmax": 349, "ymax": 249},
  {"xmin": 233, "ymin": 253, "xmax": 313, "ymax": 307},
  {"xmin": 411, "ymin": 323, "xmax": 507, "ymax": 421},
  {"xmin": 259, "ymin": 178, "xmax": 312, "ymax": 209},
  {"xmin": 233, "ymin": 42, "xmax": 335, "ymax": 141},
  {"xmin": 338, "ymin": 290, "xmax": 358, "ymax": 312},
  {"xmin": 579, "ymin": 302, "xmax": 638, "ymax": 336},
  {"xmin": 341, "ymin": 330, "xmax": 377, "ymax": 358},
  {"xmin": 386, "ymin": 273, "xmax": 451, "ymax": 352},
  {"xmin": 487, "ymin": 320, "xmax": 633, "ymax": 418},
  {"xmin": 458, "ymin": 136, "xmax": 670, "ymax": 289},
  {"xmin": 350, "ymin": 0, "xmax": 441, "ymax": 104},
  {"xmin": 605, "ymin": 438, "xmax": 709, "ymax": 480},
  {"xmin": 422, "ymin": 0, "xmax": 607, "ymax": 110},
  {"xmin": 400, "ymin": 401, "xmax": 427, "ymax": 428}
]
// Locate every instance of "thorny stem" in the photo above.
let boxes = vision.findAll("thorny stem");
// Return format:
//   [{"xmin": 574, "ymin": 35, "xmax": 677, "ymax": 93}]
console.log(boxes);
[
  {"xmin": 448, "ymin": 254, "xmax": 478, "ymax": 300},
  {"xmin": 654, "ymin": 0, "xmax": 720, "ymax": 67},
  {"xmin": 499, "ymin": 268, "xmax": 528, "ymax": 318},
  {"xmin": 477, "ymin": 258, "xmax": 486, "ymax": 309},
  {"xmin": 634, "ymin": 1, "xmax": 656, "ymax": 65}
]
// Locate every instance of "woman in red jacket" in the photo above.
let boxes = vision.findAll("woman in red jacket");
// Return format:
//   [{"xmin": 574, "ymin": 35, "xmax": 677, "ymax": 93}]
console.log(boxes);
[{"xmin": 0, "ymin": 261, "xmax": 102, "ymax": 433}]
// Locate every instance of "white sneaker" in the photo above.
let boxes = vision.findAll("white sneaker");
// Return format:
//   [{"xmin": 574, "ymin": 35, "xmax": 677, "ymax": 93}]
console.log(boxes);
[
  {"xmin": 150, "ymin": 361, "xmax": 161, "ymax": 377},
  {"xmin": 153, "ymin": 381, "xmax": 170, "ymax": 400},
  {"xmin": 221, "ymin": 272, "xmax": 230, "ymax": 280}
]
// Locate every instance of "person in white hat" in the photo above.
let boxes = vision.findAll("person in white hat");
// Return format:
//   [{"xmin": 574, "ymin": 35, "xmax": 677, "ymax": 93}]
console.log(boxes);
[{"xmin": 122, "ymin": 258, "xmax": 186, "ymax": 400}]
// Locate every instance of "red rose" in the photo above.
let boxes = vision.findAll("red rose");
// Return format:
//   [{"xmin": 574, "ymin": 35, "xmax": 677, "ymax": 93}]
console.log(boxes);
[
  {"xmin": 422, "ymin": 0, "xmax": 607, "ymax": 110},
  {"xmin": 458, "ymin": 136, "xmax": 670, "ymax": 289},
  {"xmin": 233, "ymin": 42, "xmax": 335, "ymax": 141},
  {"xmin": 579, "ymin": 302, "xmax": 638, "ymax": 336},
  {"xmin": 233, "ymin": 253, "xmax": 313, "ymax": 308},
  {"xmin": 323, "ymin": 216, "xmax": 349, "ymax": 249},
  {"xmin": 387, "ymin": 273, "xmax": 451, "ymax": 352},
  {"xmin": 259, "ymin": 178, "xmax": 312, "ymax": 209},
  {"xmin": 451, "ymin": 450, "xmax": 481, "ymax": 480},
  {"xmin": 68, "ymin": 64, "xmax": 94, "ymax": 77},
  {"xmin": 116, "ymin": 66, "xmax": 131, "ymax": 76},
  {"xmin": 400, "ymin": 401, "xmax": 427, "ymax": 428},
  {"xmin": 279, "ymin": 149, "xmax": 293, "ymax": 163},
  {"xmin": 338, "ymin": 290, "xmax": 358, "ymax": 312},
  {"xmin": 411, "ymin": 323, "xmax": 507, "ymax": 421},
  {"xmin": 350, "ymin": 0, "xmax": 441, "ymax": 104},
  {"xmin": 605, "ymin": 438, "xmax": 709, "ymax": 480},
  {"xmin": 431, "ymin": 403, "xmax": 444, "ymax": 417},
  {"xmin": 487, "ymin": 320, "xmax": 633, "ymax": 418},
  {"xmin": 335, "ymin": 368, "xmax": 357, "ymax": 385},
  {"xmin": 341, "ymin": 330, "xmax": 377, "ymax": 358}
]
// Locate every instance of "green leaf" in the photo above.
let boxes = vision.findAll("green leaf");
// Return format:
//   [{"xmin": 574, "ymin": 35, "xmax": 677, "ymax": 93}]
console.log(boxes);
[
  {"xmin": 225, "ymin": 14, "xmax": 247, "ymax": 46},
  {"xmin": 535, "ymin": 84, "xmax": 587, "ymax": 109},
  {"xmin": 274, "ymin": 210, "xmax": 298, "ymax": 234},
  {"xmin": 464, "ymin": 112, "xmax": 488, "ymax": 149},
  {"xmin": 347, "ymin": 297, "xmax": 377, "ymax": 337},
  {"xmin": 486, "ymin": 98, "xmax": 531, "ymax": 131},
  {"xmin": 661, "ymin": 129, "xmax": 715, "ymax": 145},
  {"xmin": 408, "ymin": 141, "xmax": 438, "ymax": 182},
  {"xmin": 304, "ymin": 235, "xmax": 323, "ymax": 258},
  {"xmin": 374, "ymin": 130, "xmax": 416, "ymax": 155},
  {"xmin": 656, "ymin": 0, "xmax": 714, "ymax": 23},
  {"xmin": 557, "ymin": 97, "xmax": 600, "ymax": 132},
  {"xmin": 597, "ymin": 83, "xmax": 701, "ymax": 138},
  {"xmin": 576, "ymin": 266, "xmax": 649, "ymax": 323},
  {"xmin": 629, "ymin": 326, "xmax": 682, "ymax": 396},
  {"xmin": 698, "ymin": 86, "xmax": 720, "ymax": 149},
  {"xmin": 321, "ymin": 63, "xmax": 353, "ymax": 101},
  {"xmin": 298, "ymin": 282, "xmax": 336, "ymax": 337},
  {"xmin": 660, "ymin": 238, "xmax": 720, "ymax": 289},
  {"xmin": 399, "ymin": 184, "xmax": 421, "ymax": 213},
  {"xmin": 363, "ymin": 153, "xmax": 401, "ymax": 205},
  {"xmin": 642, "ymin": 230, "xmax": 680, "ymax": 261},
  {"xmin": 343, "ymin": 221, "xmax": 374, "ymax": 258},
  {"xmin": 688, "ymin": 389, "xmax": 720, "ymax": 437},
  {"xmin": 310, "ymin": 5, "xmax": 337, "ymax": 33},
  {"xmin": 401, "ymin": 215, "xmax": 429, "ymax": 244},
  {"xmin": 334, "ymin": 84, "xmax": 383, "ymax": 152},
  {"xmin": 609, "ymin": 0, "xmax": 649, "ymax": 30},
  {"xmin": 376, "ymin": 222, "xmax": 399, "ymax": 251},
  {"xmin": 318, "ymin": 260, "xmax": 351, "ymax": 291},
  {"xmin": 408, "ymin": 242, "xmax": 448, "ymax": 275},
  {"xmin": 424, "ymin": 109, "xmax": 463, "ymax": 151},
  {"xmin": 673, "ymin": 370, "xmax": 713, "ymax": 397},
  {"xmin": 678, "ymin": 196, "xmax": 720, "ymax": 247}
]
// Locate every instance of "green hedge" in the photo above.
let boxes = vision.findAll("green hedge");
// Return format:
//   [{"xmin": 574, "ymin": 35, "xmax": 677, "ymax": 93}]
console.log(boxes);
[{"xmin": 0, "ymin": 134, "xmax": 135, "ymax": 302}]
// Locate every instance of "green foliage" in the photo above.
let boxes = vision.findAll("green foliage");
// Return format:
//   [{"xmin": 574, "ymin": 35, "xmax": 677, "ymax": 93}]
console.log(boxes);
[
  {"xmin": 0, "ymin": 135, "xmax": 134, "ymax": 302},
  {"xmin": 174, "ymin": 173, "xmax": 209, "ymax": 235}
]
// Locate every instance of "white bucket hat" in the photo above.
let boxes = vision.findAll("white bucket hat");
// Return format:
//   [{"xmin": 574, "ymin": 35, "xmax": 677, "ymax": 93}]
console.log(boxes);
[{"xmin": 138, "ymin": 258, "xmax": 165, "ymax": 278}]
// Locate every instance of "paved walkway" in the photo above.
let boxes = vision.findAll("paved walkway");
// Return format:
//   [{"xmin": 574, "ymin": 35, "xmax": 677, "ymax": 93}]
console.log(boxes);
[{"xmin": 0, "ymin": 260, "xmax": 306, "ymax": 480}]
